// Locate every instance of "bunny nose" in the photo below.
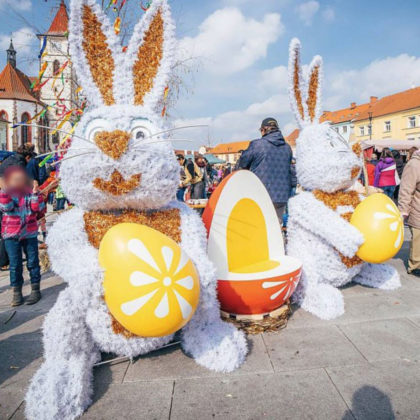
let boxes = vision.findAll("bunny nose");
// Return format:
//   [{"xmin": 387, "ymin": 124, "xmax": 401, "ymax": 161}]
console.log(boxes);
[{"xmin": 94, "ymin": 130, "xmax": 130, "ymax": 160}]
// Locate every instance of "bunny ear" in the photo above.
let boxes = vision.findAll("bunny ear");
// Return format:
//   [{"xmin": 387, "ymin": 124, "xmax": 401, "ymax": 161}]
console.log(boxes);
[
  {"xmin": 288, "ymin": 38, "xmax": 306, "ymax": 127},
  {"xmin": 123, "ymin": 0, "xmax": 175, "ymax": 108},
  {"xmin": 306, "ymin": 55, "xmax": 323, "ymax": 123},
  {"xmin": 69, "ymin": 0, "xmax": 121, "ymax": 107}
]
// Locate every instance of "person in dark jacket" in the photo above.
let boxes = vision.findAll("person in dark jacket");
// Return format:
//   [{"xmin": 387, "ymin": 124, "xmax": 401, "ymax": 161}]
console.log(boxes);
[{"xmin": 238, "ymin": 117, "xmax": 292, "ymax": 221}]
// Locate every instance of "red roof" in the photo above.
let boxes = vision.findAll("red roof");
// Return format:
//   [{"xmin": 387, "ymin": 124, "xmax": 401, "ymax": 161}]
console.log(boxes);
[
  {"xmin": 0, "ymin": 63, "xmax": 39, "ymax": 103},
  {"xmin": 210, "ymin": 141, "xmax": 251, "ymax": 155},
  {"xmin": 47, "ymin": 1, "xmax": 69, "ymax": 35},
  {"xmin": 354, "ymin": 87, "xmax": 420, "ymax": 122},
  {"xmin": 320, "ymin": 102, "xmax": 372, "ymax": 124},
  {"xmin": 285, "ymin": 129, "xmax": 299, "ymax": 147}
]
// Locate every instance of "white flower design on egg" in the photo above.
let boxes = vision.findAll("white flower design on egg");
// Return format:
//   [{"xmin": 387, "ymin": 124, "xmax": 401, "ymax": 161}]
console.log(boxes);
[
  {"xmin": 120, "ymin": 239, "xmax": 197, "ymax": 320},
  {"xmin": 373, "ymin": 203, "xmax": 404, "ymax": 249}
]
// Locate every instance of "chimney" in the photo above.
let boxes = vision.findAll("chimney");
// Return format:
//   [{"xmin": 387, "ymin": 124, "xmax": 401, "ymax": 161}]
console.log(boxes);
[
  {"xmin": 350, "ymin": 102, "xmax": 356, "ymax": 109},
  {"xmin": 370, "ymin": 96, "xmax": 378, "ymax": 104}
]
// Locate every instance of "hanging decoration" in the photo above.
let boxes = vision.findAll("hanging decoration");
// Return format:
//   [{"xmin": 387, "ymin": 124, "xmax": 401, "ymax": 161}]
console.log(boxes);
[
  {"xmin": 31, "ymin": 61, "xmax": 48, "ymax": 90},
  {"xmin": 141, "ymin": 1, "xmax": 152, "ymax": 11},
  {"xmin": 161, "ymin": 85, "xmax": 169, "ymax": 117},
  {"xmin": 113, "ymin": 16, "xmax": 121, "ymax": 34},
  {"xmin": 38, "ymin": 36, "xmax": 47, "ymax": 59}
]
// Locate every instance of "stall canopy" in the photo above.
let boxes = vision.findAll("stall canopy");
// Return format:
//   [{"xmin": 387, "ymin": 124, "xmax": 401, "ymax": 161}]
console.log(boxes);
[
  {"xmin": 204, "ymin": 153, "xmax": 226, "ymax": 165},
  {"xmin": 361, "ymin": 139, "xmax": 420, "ymax": 152}
]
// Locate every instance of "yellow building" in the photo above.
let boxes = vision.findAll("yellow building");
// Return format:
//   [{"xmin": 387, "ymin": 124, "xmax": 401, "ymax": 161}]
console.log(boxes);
[{"xmin": 351, "ymin": 87, "xmax": 420, "ymax": 143}]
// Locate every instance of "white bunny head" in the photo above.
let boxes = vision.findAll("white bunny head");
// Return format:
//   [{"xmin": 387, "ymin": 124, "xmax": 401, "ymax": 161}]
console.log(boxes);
[
  {"xmin": 288, "ymin": 38, "xmax": 362, "ymax": 193},
  {"xmin": 60, "ymin": 0, "xmax": 179, "ymax": 211}
]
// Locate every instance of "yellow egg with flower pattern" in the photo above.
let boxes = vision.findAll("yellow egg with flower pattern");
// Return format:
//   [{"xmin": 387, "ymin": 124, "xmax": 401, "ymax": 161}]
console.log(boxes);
[
  {"xmin": 350, "ymin": 193, "xmax": 404, "ymax": 264},
  {"xmin": 98, "ymin": 223, "xmax": 200, "ymax": 337}
]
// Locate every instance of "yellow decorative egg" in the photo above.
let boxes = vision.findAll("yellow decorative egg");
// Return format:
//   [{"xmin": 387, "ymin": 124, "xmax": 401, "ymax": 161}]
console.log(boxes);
[
  {"xmin": 98, "ymin": 223, "xmax": 200, "ymax": 337},
  {"xmin": 350, "ymin": 193, "xmax": 404, "ymax": 264}
]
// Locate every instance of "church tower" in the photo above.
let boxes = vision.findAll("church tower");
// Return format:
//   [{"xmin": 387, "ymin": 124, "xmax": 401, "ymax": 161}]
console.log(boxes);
[
  {"xmin": 37, "ymin": 0, "xmax": 77, "ymax": 151},
  {"xmin": 6, "ymin": 40, "xmax": 16, "ymax": 69}
]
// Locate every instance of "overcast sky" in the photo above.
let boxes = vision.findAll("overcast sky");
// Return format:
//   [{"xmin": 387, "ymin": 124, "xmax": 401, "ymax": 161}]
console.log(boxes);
[{"xmin": 1, "ymin": 0, "xmax": 420, "ymax": 148}]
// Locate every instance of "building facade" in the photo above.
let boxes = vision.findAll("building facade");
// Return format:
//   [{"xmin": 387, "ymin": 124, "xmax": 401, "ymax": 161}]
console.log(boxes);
[
  {"xmin": 352, "ymin": 87, "xmax": 420, "ymax": 143},
  {"xmin": 320, "ymin": 100, "xmax": 374, "ymax": 142},
  {"xmin": 38, "ymin": 0, "xmax": 78, "ymax": 151},
  {"xmin": 0, "ymin": 40, "xmax": 44, "ymax": 151}
]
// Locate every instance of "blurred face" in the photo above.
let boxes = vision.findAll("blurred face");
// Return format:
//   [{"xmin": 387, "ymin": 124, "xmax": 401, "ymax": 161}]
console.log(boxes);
[{"xmin": 6, "ymin": 171, "xmax": 28, "ymax": 191}]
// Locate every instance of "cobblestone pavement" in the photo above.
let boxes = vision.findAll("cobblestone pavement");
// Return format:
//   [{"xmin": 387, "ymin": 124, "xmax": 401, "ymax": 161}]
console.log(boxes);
[{"xmin": 1, "ymin": 229, "xmax": 419, "ymax": 419}]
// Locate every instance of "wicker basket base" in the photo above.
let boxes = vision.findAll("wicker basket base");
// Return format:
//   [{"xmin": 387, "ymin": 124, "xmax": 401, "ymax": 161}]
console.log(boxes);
[
  {"xmin": 221, "ymin": 302, "xmax": 291, "ymax": 334},
  {"xmin": 39, "ymin": 248, "xmax": 51, "ymax": 274}
]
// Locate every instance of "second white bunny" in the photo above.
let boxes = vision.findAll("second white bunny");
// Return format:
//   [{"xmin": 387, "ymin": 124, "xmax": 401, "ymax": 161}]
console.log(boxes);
[{"xmin": 287, "ymin": 38, "xmax": 401, "ymax": 320}]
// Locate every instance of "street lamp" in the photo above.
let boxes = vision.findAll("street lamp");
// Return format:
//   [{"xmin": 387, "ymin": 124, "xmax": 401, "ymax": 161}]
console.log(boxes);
[{"xmin": 368, "ymin": 111, "xmax": 373, "ymax": 140}]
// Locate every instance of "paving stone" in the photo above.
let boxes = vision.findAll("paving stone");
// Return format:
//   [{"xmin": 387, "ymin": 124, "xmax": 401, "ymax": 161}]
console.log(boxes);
[
  {"xmin": 124, "ymin": 335, "xmax": 273, "ymax": 382},
  {"xmin": 82, "ymin": 380, "xmax": 174, "ymax": 419},
  {"xmin": 94, "ymin": 359, "xmax": 130, "ymax": 384},
  {"xmin": 0, "ymin": 381, "xmax": 26, "ymax": 420},
  {"xmin": 339, "ymin": 319, "xmax": 420, "ymax": 362},
  {"xmin": 263, "ymin": 325, "xmax": 366, "ymax": 371},
  {"xmin": 327, "ymin": 360, "xmax": 420, "ymax": 419},
  {"xmin": 170, "ymin": 369, "xmax": 348, "ymax": 420},
  {"xmin": 0, "ymin": 310, "xmax": 44, "ymax": 341},
  {"xmin": 0, "ymin": 335, "xmax": 42, "ymax": 387}
]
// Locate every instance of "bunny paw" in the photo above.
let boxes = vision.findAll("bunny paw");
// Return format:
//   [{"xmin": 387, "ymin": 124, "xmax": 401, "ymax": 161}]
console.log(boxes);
[
  {"xmin": 182, "ymin": 319, "xmax": 247, "ymax": 373},
  {"xmin": 354, "ymin": 263, "xmax": 401, "ymax": 290},
  {"xmin": 301, "ymin": 283, "xmax": 345, "ymax": 320}
]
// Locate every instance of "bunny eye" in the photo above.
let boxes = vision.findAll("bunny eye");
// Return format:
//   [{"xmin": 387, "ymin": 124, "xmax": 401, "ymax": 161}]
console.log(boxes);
[{"xmin": 132, "ymin": 126, "xmax": 151, "ymax": 141}]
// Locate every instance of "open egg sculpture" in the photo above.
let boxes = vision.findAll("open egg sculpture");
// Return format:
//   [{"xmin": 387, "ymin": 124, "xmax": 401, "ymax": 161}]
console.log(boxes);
[
  {"xmin": 203, "ymin": 171, "xmax": 302, "ymax": 315},
  {"xmin": 99, "ymin": 223, "xmax": 200, "ymax": 337},
  {"xmin": 350, "ymin": 193, "xmax": 404, "ymax": 264}
]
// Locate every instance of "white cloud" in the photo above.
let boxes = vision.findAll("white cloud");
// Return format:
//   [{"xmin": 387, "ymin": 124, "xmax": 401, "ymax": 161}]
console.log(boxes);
[
  {"xmin": 259, "ymin": 65, "xmax": 288, "ymax": 92},
  {"xmin": 0, "ymin": 0, "xmax": 31, "ymax": 11},
  {"xmin": 178, "ymin": 8, "xmax": 284, "ymax": 75},
  {"xmin": 322, "ymin": 7, "xmax": 335, "ymax": 22},
  {"xmin": 0, "ymin": 26, "xmax": 36, "ymax": 55},
  {"xmin": 296, "ymin": 1, "xmax": 320, "ymax": 26},
  {"xmin": 326, "ymin": 54, "xmax": 420, "ymax": 110},
  {"xmin": 174, "ymin": 92, "xmax": 291, "ymax": 147}
]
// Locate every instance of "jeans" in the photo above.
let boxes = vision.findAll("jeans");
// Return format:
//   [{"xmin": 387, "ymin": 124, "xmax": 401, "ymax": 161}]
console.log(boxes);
[
  {"xmin": 5, "ymin": 237, "xmax": 41, "ymax": 287},
  {"xmin": 274, "ymin": 203, "xmax": 286, "ymax": 226},
  {"xmin": 382, "ymin": 186, "xmax": 396, "ymax": 199},
  {"xmin": 176, "ymin": 187, "xmax": 186, "ymax": 202},
  {"xmin": 56, "ymin": 198, "xmax": 66, "ymax": 211}
]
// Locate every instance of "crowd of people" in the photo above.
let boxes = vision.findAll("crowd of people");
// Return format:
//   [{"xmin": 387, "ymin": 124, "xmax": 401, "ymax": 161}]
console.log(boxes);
[
  {"xmin": 176, "ymin": 117, "xmax": 295, "ymax": 225},
  {"xmin": 2, "ymin": 120, "xmax": 420, "ymax": 308}
]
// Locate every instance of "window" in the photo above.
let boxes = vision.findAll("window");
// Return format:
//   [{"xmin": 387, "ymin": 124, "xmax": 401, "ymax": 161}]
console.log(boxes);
[
  {"xmin": 39, "ymin": 115, "xmax": 49, "ymax": 153},
  {"xmin": 385, "ymin": 121, "xmax": 391, "ymax": 132},
  {"xmin": 409, "ymin": 116, "xmax": 416, "ymax": 128},
  {"xmin": 408, "ymin": 137, "xmax": 415, "ymax": 141},
  {"xmin": 342, "ymin": 126, "xmax": 348, "ymax": 134},
  {"xmin": 0, "ymin": 110, "xmax": 7, "ymax": 151},
  {"xmin": 360, "ymin": 126, "xmax": 365, "ymax": 136},
  {"xmin": 53, "ymin": 59, "xmax": 60, "ymax": 75},
  {"xmin": 21, "ymin": 113, "xmax": 31, "ymax": 145},
  {"xmin": 334, "ymin": 127, "xmax": 339, "ymax": 133}
]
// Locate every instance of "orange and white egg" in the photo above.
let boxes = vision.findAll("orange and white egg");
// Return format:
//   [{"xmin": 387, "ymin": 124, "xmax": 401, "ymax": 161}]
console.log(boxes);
[{"xmin": 203, "ymin": 171, "xmax": 302, "ymax": 315}]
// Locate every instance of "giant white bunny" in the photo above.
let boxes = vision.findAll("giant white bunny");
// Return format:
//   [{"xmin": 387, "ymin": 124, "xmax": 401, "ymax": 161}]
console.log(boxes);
[
  {"xmin": 286, "ymin": 38, "xmax": 401, "ymax": 320},
  {"xmin": 25, "ymin": 1, "xmax": 247, "ymax": 418}
]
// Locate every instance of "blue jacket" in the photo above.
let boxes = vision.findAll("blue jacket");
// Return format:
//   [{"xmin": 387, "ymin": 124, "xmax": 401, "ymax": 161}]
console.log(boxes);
[{"xmin": 239, "ymin": 130, "xmax": 292, "ymax": 204}]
